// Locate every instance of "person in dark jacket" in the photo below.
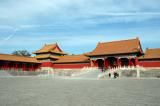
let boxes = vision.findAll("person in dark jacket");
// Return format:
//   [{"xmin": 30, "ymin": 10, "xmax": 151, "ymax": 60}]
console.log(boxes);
[
  {"xmin": 108, "ymin": 73, "xmax": 111, "ymax": 78},
  {"xmin": 114, "ymin": 72, "xmax": 119, "ymax": 78}
]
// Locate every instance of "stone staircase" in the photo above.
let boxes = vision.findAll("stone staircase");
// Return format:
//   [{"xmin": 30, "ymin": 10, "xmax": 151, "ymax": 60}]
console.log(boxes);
[
  {"xmin": 71, "ymin": 69, "xmax": 102, "ymax": 79},
  {"xmin": 97, "ymin": 66, "xmax": 146, "ymax": 79}
]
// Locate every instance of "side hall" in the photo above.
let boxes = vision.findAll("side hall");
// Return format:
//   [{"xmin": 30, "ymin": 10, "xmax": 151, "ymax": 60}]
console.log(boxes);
[{"xmin": 0, "ymin": 54, "xmax": 40, "ymax": 71}]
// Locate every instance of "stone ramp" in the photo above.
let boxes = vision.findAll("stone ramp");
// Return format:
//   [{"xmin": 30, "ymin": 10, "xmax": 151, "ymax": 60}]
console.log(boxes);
[
  {"xmin": 0, "ymin": 70, "xmax": 12, "ymax": 77},
  {"xmin": 71, "ymin": 70, "xmax": 102, "ymax": 79}
]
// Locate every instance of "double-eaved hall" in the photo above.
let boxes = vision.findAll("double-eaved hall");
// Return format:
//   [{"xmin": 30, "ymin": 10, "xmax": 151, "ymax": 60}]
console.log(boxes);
[{"xmin": 0, "ymin": 37, "xmax": 160, "ymax": 71}]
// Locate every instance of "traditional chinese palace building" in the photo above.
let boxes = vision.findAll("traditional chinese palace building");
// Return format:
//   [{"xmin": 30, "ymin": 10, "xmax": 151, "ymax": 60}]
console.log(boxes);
[
  {"xmin": 86, "ymin": 38, "xmax": 142, "ymax": 69},
  {"xmin": 0, "ymin": 38, "xmax": 160, "ymax": 71}
]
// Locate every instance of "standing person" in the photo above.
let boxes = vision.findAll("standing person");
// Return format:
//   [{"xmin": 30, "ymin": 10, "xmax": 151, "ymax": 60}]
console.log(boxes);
[
  {"xmin": 113, "ymin": 72, "xmax": 119, "ymax": 78},
  {"xmin": 101, "ymin": 67, "xmax": 104, "ymax": 72},
  {"xmin": 114, "ymin": 72, "xmax": 116, "ymax": 78},
  {"xmin": 108, "ymin": 73, "xmax": 111, "ymax": 78}
]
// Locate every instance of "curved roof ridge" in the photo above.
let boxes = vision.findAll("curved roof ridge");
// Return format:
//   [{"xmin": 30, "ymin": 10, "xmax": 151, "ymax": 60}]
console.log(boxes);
[
  {"xmin": 139, "ymin": 48, "xmax": 160, "ymax": 59},
  {"xmin": 54, "ymin": 54, "xmax": 89, "ymax": 63},
  {"xmin": 99, "ymin": 38, "xmax": 139, "ymax": 44},
  {"xmin": 0, "ymin": 53, "xmax": 39, "ymax": 63},
  {"xmin": 45, "ymin": 43, "xmax": 57, "ymax": 46},
  {"xmin": 0, "ymin": 53, "xmax": 35, "ymax": 59},
  {"xmin": 146, "ymin": 48, "xmax": 160, "ymax": 50},
  {"xmin": 33, "ymin": 43, "xmax": 58, "ymax": 54},
  {"xmin": 87, "ymin": 37, "xmax": 142, "ymax": 56}
]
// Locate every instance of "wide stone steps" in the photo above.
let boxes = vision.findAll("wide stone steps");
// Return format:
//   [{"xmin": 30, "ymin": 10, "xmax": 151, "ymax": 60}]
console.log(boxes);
[{"xmin": 71, "ymin": 69, "xmax": 102, "ymax": 79}]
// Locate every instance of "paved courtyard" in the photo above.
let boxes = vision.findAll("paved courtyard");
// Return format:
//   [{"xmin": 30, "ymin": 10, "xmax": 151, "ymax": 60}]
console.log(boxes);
[{"xmin": 0, "ymin": 77, "xmax": 160, "ymax": 106}]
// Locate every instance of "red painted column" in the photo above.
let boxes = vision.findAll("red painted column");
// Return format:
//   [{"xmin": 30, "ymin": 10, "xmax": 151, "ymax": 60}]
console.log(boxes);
[
  {"xmin": 34, "ymin": 64, "xmax": 38, "ymax": 71},
  {"xmin": 105, "ymin": 58, "xmax": 109, "ymax": 69},
  {"xmin": 30, "ymin": 64, "xmax": 32, "ymax": 71},
  {"xmin": 7, "ymin": 62, "xmax": 11, "ymax": 70},
  {"xmin": 22, "ymin": 63, "xmax": 26, "ymax": 71},
  {"xmin": 90, "ymin": 60, "xmax": 94, "ymax": 67},
  {"xmin": 11, "ymin": 62, "xmax": 13, "ymax": 70},
  {"xmin": 96, "ymin": 60, "xmax": 98, "ymax": 67},
  {"xmin": 31, "ymin": 64, "xmax": 34, "ymax": 71},
  {"xmin": 119, "ymin": 58, "xmax": 121, "ymax": 67},
  {"xmin": 0, "ymin": 62, "xmax": 2, "ymax": 70},
  {"xmin": 0, "ymin": 63, "xmax": 1, "ymax": 70},
  {"xmin": 128, "ymin": 58, "xmax": 131, "ymax": 66},
  {"xmin": 35, "ymin": 64, "xmax": 38, "ymax": 71},
  {"xmin": 93, "ymin": 60, "xmax": 97, "ymax": 67},
  {"xmin": 117, "ymin": 58, "xmax": 120, "ymax": 67},
  {"xmin": 2, "ymin": 63, "xmax": 6, "ymax": 70},
  {"xmin": 5, "ymin": 62, "xmax": 9, "ymax": 70},
  {"xmin": 135, "ymin": 57, "xmax": 139, "ymax": 66},
  {"xmin": 13, "ymin": 63, "xmax": 16, "ymax": 70},
  {"xmin": 3, "ymin": 63, "xmax": 6, "ymax": 70},
  {"xmin": 93, "ymin": 60, "xmax": 98, "ymax": 67},
  {"xmin": 103, "ymin": 58, "xmax": 106, "ymax": 69},
  {"xmin": 130, "ymin": 59, "xmax": 134, "ymax": 66},
  {"xmin": 32, "ymin": 64, "xmax": 35, "ymax": 71},
  {"xmin": 15, "ymin": 63, "xmax": 18, "ymax": 71},
  {"xmin": 33, "ymin": 64, "xmax": 36, "ymax": 71},
  {"xmin": 22, "ymin": 63, "xmax": 24, "ymax": 71},
  {"xmin": 28, "ymin": 64, "xmax": 30, "ymax": 71},
  {"xmin": 12, "ymin": 63, "xmax": 15, "ymax": 70},
  {"xmin": 2, "ymin": 63, "xmax": 4, "ymax": 70}
]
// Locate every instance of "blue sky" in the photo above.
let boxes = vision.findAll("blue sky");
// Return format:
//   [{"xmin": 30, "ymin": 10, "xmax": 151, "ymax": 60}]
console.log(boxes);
[{"xmin": 0, "ymin": 0, "xmax": 160, "ymax": 55}]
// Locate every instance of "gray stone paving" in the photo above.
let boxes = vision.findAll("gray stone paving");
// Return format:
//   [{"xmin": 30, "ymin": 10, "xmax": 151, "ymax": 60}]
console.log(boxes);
[
  {"xmin": 0, "ymin": 70, "xmax": 12, "ymax": 77},
  {"xmin": 0, "ymin": 77, "xmax": 160, "ymax": 106}
]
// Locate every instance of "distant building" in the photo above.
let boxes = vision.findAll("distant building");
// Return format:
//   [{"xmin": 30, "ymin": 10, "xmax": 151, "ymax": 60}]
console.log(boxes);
[
  {"xmin": 33, "ymin": 43, "xmax": 67, "ymax": 62},
  {"xmin": 139, "ymin": 48, "xmax": 160, "ymax": 68}
]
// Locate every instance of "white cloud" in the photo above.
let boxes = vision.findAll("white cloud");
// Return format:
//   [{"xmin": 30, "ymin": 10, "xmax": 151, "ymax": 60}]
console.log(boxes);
[
  {"xmin": 0, "ymin": 0, "xmax": 160, "ymax": 26},
  {"xmin": 0, "ymin": 0, "xmax": 160, "ymax": 54},
  {"xmin": 0, "ymin": 28, "xmax": 18, "ymax": 45}
]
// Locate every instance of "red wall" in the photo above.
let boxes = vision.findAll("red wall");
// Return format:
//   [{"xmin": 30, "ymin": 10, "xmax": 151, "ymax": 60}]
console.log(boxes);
[
  {"xmin": 40, "ymin": 62, "xmax": 91, "ymax": 69},
  {"xmin": 40, "ymin": 62, "xmax": 53, "ymax": 67},
  {"xmin": 104, "ymin": 59, "xmax": 109, "ymax": 68},
  {"xmin": 139, "ymin": 61, "xmax": 160, "ymax": 67},
  {"xmin": 53, "ymin": 63, "xmax": 91, "ymax": 69},
  {"xmin": 41, "ymin": 60, "xmax": 160, "ymax": 69}
]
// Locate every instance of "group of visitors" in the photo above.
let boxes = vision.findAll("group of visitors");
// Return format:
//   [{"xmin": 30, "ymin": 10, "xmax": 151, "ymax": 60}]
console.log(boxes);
[
  {"xmin": 108, "ymin": 72, "xmax": 119, "ymax": 78},
  {"xmin": 99, "ymin": 66, "xmax": 119, "ymax": 78}
]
